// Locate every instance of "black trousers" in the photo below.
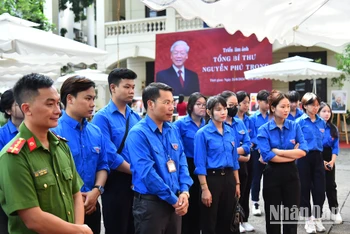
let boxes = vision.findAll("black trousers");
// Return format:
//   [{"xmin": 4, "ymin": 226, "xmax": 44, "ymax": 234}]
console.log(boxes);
[
  {"xmin": 263, "ymin": 162, "xmax": 300, "ymax": 234},
  {"xmin": 0, "ymin": 205, "xmax": 8, "ymax": 234},
  {"xmin": 102, "ymin": 171, "xmax": 134, "ymax": 234},
  {"xmin": 322, "ymin": 147, "xmax": 339, "ymax": 214},
  {"xmin": 251, "ymin": 149, "xmax": 265, "ymax": 202},
  {"xmin": 297, "ymin": 150, "xmax": 325, "ymax": 218},
  {"xmin": 200, "ymin": 169, "xmax": 237, "ymax": 234},
  {"xmin": 239, "ymin": 154, "xmax": 253, "ymax": 222},
  {"xmin": 85, "ymin": 202, "xmax": 101, "ymax": 234},
  {"xmin": 133, "ymin": 194, "xmax": 181, "ymax": 234},
  {"xmin": 238, "ymin": 161, "xmax": 250, "ymax": 222},
  {"xmin": 181, "ymin": 158, "xmax": 200, "ymax": 234}
]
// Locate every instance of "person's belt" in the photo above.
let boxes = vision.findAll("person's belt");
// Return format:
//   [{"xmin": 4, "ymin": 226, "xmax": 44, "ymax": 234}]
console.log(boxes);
[
  {"xmin": 207, "ymin": 167, "xmax": 233, "ymax": 176},
  {"xmin": 134, "ymin": 191, "xmax": 161, "ymax": 201}
]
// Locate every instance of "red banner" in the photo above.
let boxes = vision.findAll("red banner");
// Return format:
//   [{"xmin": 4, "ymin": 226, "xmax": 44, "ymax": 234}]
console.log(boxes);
[{"xmin": 155, "ymin": 28, "xmax": 272, "ymax": 96}]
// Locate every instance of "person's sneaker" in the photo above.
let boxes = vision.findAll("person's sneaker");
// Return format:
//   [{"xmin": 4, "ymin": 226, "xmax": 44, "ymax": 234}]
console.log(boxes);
[
  {"xmin": 314, "ymin": 218, "xmax": 326, "ymax": 232},
  {"xmin": 252, "ymin": 203, "xmax": 262, "ymax": 216},
  {"xmin": 239, "ymin": 223, "xmax": 246, "ymax": 233},
  {"xmin": 331, "ymin": 213, "xmax": 343, "ymax": 224},
  {"xmin": 304, "ymin": 219, "xmax": 316, "ymax": 234},
  {"xmin": 242, "ymin": 222, "xmax": 255, "ymax": 232}
]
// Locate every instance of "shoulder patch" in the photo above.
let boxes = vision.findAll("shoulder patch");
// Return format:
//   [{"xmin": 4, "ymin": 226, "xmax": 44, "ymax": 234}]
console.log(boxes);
[
  {"xmin": 50, "ymin": 131, "xmax": 68, "ymax": 142},
  {"xmin": 7, "ymin": 138, "xmax": 26, "ymax": 154}
]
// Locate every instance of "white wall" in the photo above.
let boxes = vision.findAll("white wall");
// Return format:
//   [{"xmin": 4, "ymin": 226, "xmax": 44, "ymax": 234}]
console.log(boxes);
[{"xmin": 126, "ymin": 57, "xmax": 154, "ymax": 96}]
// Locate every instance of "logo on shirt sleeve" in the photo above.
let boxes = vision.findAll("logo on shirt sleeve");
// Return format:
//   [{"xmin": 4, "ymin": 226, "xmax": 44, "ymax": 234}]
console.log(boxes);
[
  {"xmin": 290, "ymin": 139, "xmax": 296, "ymax": 144},
  {"xmin": 231, "ymin": 141, "xmax": 235, "ymax": 147},
  {"xmin": 94, "ymin": 147, "xmax": 101, "ymax": 153},
  {"xmin": 319, "ymin": 128, "xmax": 325, "ymax": 133},
  {"xmin": 171, "ymin": 143, "xmax": 179, "ymax": 150},
  {"xmin": 239, "ymin": 130, "xmax": 245, "ymax": 134}
]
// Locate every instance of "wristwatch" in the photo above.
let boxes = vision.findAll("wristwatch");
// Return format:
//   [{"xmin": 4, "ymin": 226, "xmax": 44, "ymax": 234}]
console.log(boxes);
[{"xmin": 93, "ymin": 185, "xmax": 104, "ymax": 195}]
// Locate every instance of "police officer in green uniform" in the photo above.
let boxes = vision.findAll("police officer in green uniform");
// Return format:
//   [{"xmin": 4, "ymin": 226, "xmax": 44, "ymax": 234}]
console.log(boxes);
[{"xmin": 0, "ymin": 73, "xmax": 93, "ymax": 234}]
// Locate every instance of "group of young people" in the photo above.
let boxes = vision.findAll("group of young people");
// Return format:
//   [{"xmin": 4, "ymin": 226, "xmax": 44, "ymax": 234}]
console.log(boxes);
[{"xmin": 0, "ymin": 70, "xmax": 342, "ymax": 234}]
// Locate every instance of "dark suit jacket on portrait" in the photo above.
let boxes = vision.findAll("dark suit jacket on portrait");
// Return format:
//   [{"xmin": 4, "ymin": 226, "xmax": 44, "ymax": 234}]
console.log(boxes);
[
  {"xmin": 156, "ymin": 66, "xmax": 200, "ymax": 96},
  {"xmin": 332, "ymin": 101, "xmax": 345, "ymax": 111}
]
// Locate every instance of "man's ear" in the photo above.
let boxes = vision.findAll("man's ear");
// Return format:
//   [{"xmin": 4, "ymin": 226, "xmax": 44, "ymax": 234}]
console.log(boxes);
[
  {"xmin": 110, "ymin": 83, "xmax": 116, "ymax": 93},
  {"xmin": 147, "ymin": 100, "xmax": 154, "ymax": 111},
  {"xmin": 21, "ymin": 103, "xmax": 31, "ymax": 116},
  {"xmin": 66, "ymin": 94, "xmax": 74, "ymax": 105}
]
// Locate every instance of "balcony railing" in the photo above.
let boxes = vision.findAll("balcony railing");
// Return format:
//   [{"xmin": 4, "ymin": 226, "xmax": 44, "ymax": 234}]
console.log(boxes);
[{"xmin": 105, "ymin": 16, "xmax": 204, "ymax": 37}]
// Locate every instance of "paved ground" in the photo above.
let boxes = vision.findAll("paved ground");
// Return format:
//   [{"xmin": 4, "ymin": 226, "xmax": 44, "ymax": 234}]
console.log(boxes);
[{"xmin": 100, "ymin": 148, "xmax": 350, "ymax": 234}]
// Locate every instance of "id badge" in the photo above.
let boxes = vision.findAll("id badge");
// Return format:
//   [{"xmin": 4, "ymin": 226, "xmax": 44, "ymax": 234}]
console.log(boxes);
[{"xmin": 167, "ymin": 159, "xmax": 177, "ymax": 173}]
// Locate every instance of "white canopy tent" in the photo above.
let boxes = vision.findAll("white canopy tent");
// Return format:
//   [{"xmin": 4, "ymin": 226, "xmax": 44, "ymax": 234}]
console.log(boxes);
[
  {"xmin": 55, "ymin": 69, "xmax": 109, "ymax": 108},
  {"xmin": 244, "ymin": 56, "xmax": 343, "ymax": 94},
  {"xmin": 142, "ymin": 0, "xmax": 350, "ymax": 49}
]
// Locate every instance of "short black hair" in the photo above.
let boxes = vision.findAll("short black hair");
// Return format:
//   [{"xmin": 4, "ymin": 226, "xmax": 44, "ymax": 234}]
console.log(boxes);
[
  {"xmin": 178, "ymin": 94, "xmax": 185, "ymax": 103},
  {"xmin": 187, "ymin": 92, "xmax": 206, "ymax": 116},
  {"xmin": 236, "ymin": 91, "xmax": 250, "ymax": 103},
  {"xmin": 205, "ymin": 95, "xmax": 227, "ymax": 123},
  {"xmin": 288, "ymin": 90, "xmax": 300, "ymax": 102},
  {"xmin": 0, "ymin": 89, "xmax": 15, "ymax": 119},
  {"xmin": 301, "ymin": 92, "xmax": 321, "ymax": 111},
  {"xmin": 142, "ymin": 82, "xmax": 173, "ymax": 110},
  {"xmin": 60, "ymin": 76, "xmax": 96, "ymax": 107},
  {"xmin": 220, "ymin": 90, "xmax": 236, "ymax": 101},
  {"xmin": 257, "ymin": 89, "xmax": 269, "ymax": 101},
  {"xmin": 108, "ymin": 68, "xmax": 137, "ymax": 88},
  {"xmin": 13, "ymin": 73, "xmax": 54, "ymax": 107}
]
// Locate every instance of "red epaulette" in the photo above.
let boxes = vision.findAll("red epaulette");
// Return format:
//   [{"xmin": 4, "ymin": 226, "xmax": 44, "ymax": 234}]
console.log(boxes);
[{"xmin": 6, "ymin": 138, "xmax": 26, "ymax": 154}]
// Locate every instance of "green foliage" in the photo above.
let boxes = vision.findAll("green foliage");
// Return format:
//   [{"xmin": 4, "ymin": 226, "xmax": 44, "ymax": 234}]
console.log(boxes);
[
  {"xmin": 0, "ymin": 0, "xmax": 54, "ymax": 31},
  {"xmin": 59, "ymin": 0, "xmax": 94, "ymax": 22},
  {"xmin": 333, "ymin": 44, "xmax": 350, "ymax": 88}
]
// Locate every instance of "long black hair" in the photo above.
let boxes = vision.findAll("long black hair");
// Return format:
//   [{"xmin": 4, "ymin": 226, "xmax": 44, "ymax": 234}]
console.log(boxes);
[{"xmin": 318, "ymin": 102, "xmax": 338, "ymax": 139}]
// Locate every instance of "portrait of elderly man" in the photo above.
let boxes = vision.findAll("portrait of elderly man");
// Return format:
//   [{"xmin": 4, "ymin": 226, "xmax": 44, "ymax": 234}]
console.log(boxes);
[
  {"xmin": 156, "ymin": 40, "xmax": 200, "ymax": 96},
  {"xmin": 332, "ymin": 93, "xmax": 346, "ymax": 111}
]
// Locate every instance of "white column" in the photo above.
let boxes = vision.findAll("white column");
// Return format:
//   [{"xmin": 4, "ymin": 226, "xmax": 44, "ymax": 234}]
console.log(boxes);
[
  {"xmin": 87, "ymin": 3, "xmax": 95, "ymax": 46},
  {"xmin": 96, "ymin": 0, "xmax": 106, "ymax": 50},
  {"xmin": 166, "ymin": 8, "xmax": 176, "ymax": 32},
  {"xmin": 43, "ymin": 0, "xmax": 53, "ymax": 31}
]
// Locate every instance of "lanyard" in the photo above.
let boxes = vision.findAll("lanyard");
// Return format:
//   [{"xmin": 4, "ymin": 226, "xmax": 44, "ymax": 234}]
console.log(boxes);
[{"xmin": 156, "ymin": 130, "xmax": 172, "ymax": 161}]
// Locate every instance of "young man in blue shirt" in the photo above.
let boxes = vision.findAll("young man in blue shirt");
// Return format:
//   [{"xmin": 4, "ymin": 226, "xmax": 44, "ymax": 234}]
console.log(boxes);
[
  {"xmin": 249, "ymin": 89, "xmax": 270, "ymax": 216},
  {"xmin": 126, "ymin": 82, "xmax": 193, "ymax": 234},
  {"xmin": 52, "ymin": 76, "xmax": 110, "ymax": 233},
  {"xmin": 92, "ymin": 68, "xmax": 141, "ymax": 234}
]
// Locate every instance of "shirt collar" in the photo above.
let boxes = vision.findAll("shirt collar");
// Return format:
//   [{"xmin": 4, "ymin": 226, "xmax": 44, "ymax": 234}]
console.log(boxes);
[
  {"xmin": 172, "ymin": 65, "xmax": 185, "ymax": 76},
  {"xmin": 301, "ymin": 113, "xmax": 322, "ymax": 122},
  {"xmin": 184, "ymin": 115, "xmax": 205, "ymax": 126},
  {"xmin": 207, "ymin": 120, "xmax": 230, "ymax": 134},
  {"xmin": 61, "ymin": 111, "xmax": 87, "ymax": 129},
  {"xmin": 107, "ymin": 99, "xmax": 133, "ymax": 117},
  {"xmin": 7, "ymin": 120, "xmax": 19, "ymax": 134},
  {"xmin": 269, "ymin": 119, "xmax": 290, "ymax": 130},
  {"xmin": 19, "ymin": 123, "xmax": 60, "ymax": 151},
  {"xmin": 145, "ymin": 115, "xmax": 172, "ymax": 134}
]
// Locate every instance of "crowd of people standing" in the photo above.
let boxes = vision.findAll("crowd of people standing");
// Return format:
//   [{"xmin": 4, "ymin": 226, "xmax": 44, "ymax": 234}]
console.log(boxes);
[{"xmin": 0, "ymin": 69, "xmax": 344, "ymax": 234}]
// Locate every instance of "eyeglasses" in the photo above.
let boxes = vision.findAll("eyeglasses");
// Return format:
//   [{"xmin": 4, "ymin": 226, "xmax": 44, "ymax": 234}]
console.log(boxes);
[{"xmin": 195, "ymin": 103, "xmax": 206, "ymax": 108}]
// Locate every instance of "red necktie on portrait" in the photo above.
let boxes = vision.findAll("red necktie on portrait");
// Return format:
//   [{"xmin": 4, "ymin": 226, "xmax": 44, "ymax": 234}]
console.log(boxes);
[{"xmin": 178, "ymin": 70, "xmax": 184, "ymax": 88}]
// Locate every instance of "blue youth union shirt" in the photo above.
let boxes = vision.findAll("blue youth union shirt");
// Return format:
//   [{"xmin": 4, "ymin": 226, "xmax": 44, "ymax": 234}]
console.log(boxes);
[
  {"xmin": 92, "ymin": 100, "xmax": 141, "ymax": 167},
  {"xmin": 52, "ymin": 112, "xmax": 109, "ymax": 192},
  {"xmin": 174, "ymin": 115, "xmax": 205, "ymax": 158},
  {"xmin": 228, "ymin": 117, "xmax": 251, "ymax": 155},
  {"xmin": 257, "ymin": 119, "xmax": 309, "ymax": 162},
  {"xmin": 287, "ymin": 108, "xmax": 304, "ymax": 121},
  {"xmin": 249, "ymin": 110, "xmax": 269, "ymax": 148},
  {"xmin": 194, "ymin": 120, "xmax": 240, "ymax": 175},
  {"xmin": 238, "ymin": 114, "xmax": 255, "ymax": 142},
  {"xmin": 295, "ymin": 113, "xmax": 326, "ymax": 151},
  {"xmin": 0, "ymin": 120, "xmax": 19, "ymax": 150},
  {"xmin": 126, "ymin": 115, "xmax": 193, "ymax": 205}
]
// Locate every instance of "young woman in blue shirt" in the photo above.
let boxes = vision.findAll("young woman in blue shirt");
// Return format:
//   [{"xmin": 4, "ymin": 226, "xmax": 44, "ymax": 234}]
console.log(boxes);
[
  {"xmin": 174, "ymin": 92, "xmax": 206, "ymax": 234},
  {"xmin": 318, "ymin": 102, "xmax": 342, "ymax": 224},
  {"xmin": 257, "ymin": 90, "xmax": 308, "ymax": 234},
  {"xmin": 194, "ymin": 95, "xmax": 240, "ymax": 234},
  {"xmin": 296, "ymin": 92, "xmax": 327, "ymax": 233},
  {"xmin": 221, "ymin": 91, "xmax": 254, "ymax": 232}
]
